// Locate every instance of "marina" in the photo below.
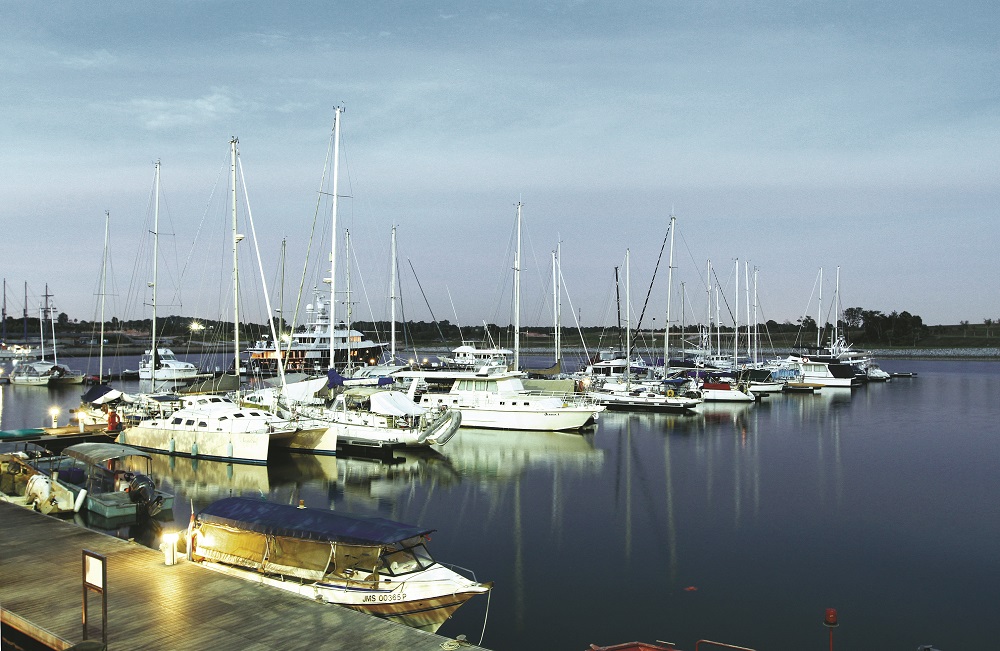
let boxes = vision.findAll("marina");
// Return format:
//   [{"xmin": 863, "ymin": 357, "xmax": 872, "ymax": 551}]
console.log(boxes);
[{"xmin": 1, "ymin": 355, "xmax": 998, "ymax": 649}]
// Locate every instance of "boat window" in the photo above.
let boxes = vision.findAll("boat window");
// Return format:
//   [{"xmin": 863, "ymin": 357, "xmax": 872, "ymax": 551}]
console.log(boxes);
[
  {"xmin": 197, "ymin": 398, "xmax": 209, "ymax": 405},
  {"xmin": 234, "ymin": 413, "xmax": 246, "ymax": 418},
  {"xmin": 249, "ymin": 412, "xmax": 261, "ymax": 416},
  {"xmin": 475, "ymin": 380, "xmax": 487, "ymax": 392},
  {"xmin": 171, "ymin": 418, "xmax": 183, "ymax": 425},
  {"xmin": 378, "ymin": 546, "xmax": 430, "ymax": 577},
  {"xmin": 210, "ymin": 397, "xmax": 224, "ymax": 403},
  {"xmin": 185, "ymin": 420, "xmax": 195, "ymax": 426},
  {"xmin": 198, "ymin": 421, "xmax": 207, "ymax": 428},
  {"xmin": 218, "ymin": 416, "xmax": 229, "ymax": 421}
]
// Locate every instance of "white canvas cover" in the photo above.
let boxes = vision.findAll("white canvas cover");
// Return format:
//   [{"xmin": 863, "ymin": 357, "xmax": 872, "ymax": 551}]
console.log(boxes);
[{"xmin": 368, "ymin": 390, "xmax": 425, "ymax": 417}]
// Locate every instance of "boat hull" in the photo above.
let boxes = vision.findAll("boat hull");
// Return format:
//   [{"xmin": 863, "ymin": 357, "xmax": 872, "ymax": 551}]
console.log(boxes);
[
  {"xmin": 457, "ymin": 406, "xmax": 598, "ymax": 431},
  {"xmin": 116, "ymin": 427, "xmax": 290, "ymax": 465}
]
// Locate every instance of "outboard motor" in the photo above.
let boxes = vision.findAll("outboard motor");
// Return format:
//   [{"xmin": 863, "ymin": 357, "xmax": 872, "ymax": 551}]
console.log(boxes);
[{"xmin": 124, "ymin": 472, "xmax": 162, "ymax": 516}]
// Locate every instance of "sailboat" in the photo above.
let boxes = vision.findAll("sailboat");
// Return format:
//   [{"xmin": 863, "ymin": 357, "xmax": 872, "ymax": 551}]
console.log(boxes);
[
  {"xmin": 136, "ymin": 161, "xmax": 199, "ymax": 386},
  {"xmin": 118, "ymin": 141, "xmax": 315, "ymax": 464},
  {"xmin": 587, "ymin": 241, "xmax": 701, "ymax": 413},
  {"xmin": 9, "ymin": 285, "xmax": 84, "ymax": 386},
  {"xmin": 244, "ymin": 110, "xmax": 456, "ymax": 452}
]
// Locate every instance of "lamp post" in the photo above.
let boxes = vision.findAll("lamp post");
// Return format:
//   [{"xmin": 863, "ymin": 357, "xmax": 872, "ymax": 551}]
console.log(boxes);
[{"xmin": 49, "ymin": 406, "xmax": 59, "ymax": 428}]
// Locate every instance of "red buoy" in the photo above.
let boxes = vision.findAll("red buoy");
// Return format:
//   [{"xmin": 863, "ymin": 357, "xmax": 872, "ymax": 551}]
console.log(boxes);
[{"xmin": 824, "ymin": 608, "xmax": 839, "ymax": 627}]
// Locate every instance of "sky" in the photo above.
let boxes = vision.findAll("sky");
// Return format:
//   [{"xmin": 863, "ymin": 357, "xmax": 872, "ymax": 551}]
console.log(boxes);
[{"xmin": 3, "ymin": 1, "xmax": 998, "ymax": 334}]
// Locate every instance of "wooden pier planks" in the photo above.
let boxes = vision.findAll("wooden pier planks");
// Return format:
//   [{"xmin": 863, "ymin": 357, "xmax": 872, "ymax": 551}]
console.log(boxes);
[{"xmin": 0, "ymin": 502, "xmax": 464, "ymax": 650}]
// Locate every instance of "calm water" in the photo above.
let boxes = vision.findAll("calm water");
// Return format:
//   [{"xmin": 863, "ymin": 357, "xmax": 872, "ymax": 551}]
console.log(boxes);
[{"xmin": 2, "ymin": 357, "xmax": 998, "ymax": 650}]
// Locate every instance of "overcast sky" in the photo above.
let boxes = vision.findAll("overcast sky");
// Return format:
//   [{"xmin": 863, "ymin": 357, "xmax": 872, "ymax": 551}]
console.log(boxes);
[{"xmin": 3, "ymin": 1, "xmax": 997, "ymax": 334}]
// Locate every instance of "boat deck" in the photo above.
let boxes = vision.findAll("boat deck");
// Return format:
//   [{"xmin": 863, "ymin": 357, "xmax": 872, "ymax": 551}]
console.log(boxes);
[{"xmin": 0, "ymin": 502, "xmax": 477, "ymax": 650}]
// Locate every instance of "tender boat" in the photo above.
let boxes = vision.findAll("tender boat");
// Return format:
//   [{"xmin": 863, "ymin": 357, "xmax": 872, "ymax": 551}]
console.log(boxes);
[
  {"xmin": 117, "ymin": 394, "xmax": 306, "ymax": 465},
  {"xmin": 35, "ymin": 442, "xmax": 173, "ymax": 524},
  {"xmin": 8, "ymin": 360, "xmax": 83, "ymax": 386},
  {"xmin": 188, "ymin": 496, "xmax": 492, "ymax": 632},
  {"xmin": 394, "ymin": 365, "xmax": 605, "ymax": 431},
  {"xmin": 587, "ymin": 379, "xmax": 701, "ymax": 412}
]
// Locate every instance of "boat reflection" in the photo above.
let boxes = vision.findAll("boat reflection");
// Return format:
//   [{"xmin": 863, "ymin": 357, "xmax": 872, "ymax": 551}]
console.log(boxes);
[
  {"xmin": 439, "ymin": 427, "xmax": 605, "ymax": 480},
  {"xmin": 148, "ymin": 453, "xmax": 270, "ymax": 504}
]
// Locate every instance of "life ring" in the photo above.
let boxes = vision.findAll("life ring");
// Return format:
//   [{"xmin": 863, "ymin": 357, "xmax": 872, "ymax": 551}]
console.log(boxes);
[{"xmin": 666, "ymin": 389, "xmax": 675, "ymax": 397}]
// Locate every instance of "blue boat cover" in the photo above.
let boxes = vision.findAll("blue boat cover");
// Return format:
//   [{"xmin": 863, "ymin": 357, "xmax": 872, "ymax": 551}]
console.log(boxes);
[{"xmin": 199, "ymin": 496, "xmax": 434, "ymax": 545}]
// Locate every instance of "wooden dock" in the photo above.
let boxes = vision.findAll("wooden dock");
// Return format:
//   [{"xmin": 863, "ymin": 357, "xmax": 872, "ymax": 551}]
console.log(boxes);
[{"xmin": 0, "ymin": 502, "xmax": 480, "ymax": 650}]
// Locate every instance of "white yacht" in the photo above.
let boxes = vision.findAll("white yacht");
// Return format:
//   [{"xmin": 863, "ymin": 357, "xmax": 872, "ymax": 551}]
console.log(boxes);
[
  {"xmin": 137, "ymin": 348, "xmax": 199, "ymax": 381},
  {"xmin": 395, "ymin": 366, "xmax": 604, "ymax": 431},
  {"xmin": 117, "ymin": 394, "xmax": 306, "ymax": 464}
]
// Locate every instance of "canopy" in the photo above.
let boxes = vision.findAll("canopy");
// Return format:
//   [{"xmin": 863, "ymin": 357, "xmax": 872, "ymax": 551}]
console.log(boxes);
[
  {"xmin": 198, "ymin": 496, "xmax": 433, "ymax": 545},
  {"xmin": 63, "ymin": 442, "xmax": 152, "ymax": 465},
  {"xmin": 81, "ymin": 385, "xmax": 130, "ymax": 405}
]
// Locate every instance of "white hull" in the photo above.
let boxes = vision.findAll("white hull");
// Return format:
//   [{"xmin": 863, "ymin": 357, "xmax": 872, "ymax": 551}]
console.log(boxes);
[
  {"xmin": 588, "ymin": 389, "xmax": 700, "ymax": 412},
  {"xmin": 456, "ymin": 405, "xmax": 597, "ymax": 431},
  {"xmin": 700, "ymin": 387, "xmax": 756, "ymax": 402},
  {"xmin": 116, "ymin": 427, "xmax": 295, "ymax": 465}
]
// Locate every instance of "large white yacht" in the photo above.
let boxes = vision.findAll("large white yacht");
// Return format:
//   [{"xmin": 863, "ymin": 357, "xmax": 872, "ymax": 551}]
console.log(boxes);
[{"xmin": 247, "ymin": 290, "xmax": 386, "ymax": 376}]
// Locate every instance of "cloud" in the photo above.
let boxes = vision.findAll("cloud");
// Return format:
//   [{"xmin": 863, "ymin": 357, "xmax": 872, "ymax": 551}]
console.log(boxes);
[{"xmin": 122, "ymin": 90, "xmax": 241, "ymax": 130}]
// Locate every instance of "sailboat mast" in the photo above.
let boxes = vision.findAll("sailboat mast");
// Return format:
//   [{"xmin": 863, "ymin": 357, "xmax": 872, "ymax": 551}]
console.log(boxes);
[
  {"xmin": 834, "ymin": 265, "xmax": 841, "ymax": 346},
  {"xmin": 329, "ymin": 106, "xmax": 342, "ymax": 370},
  {"xmin": 345, "ymin": 229, "xmax": 352, "ymax": 369},
  {"xmin": 513, "ymin": 201, "xmax": 522, "ymax": 372},
  {"xmin": 2, "ymin": 279, "xmax": 6, "ymax": 342},
  {"xmin": 816, "ymin": 267, "xmax": 823, "ymax": 349},
  {"xmin": 38, "ymin": 304, "xmax": 45, "ymax": 361},
  {"xmin": 663, "ymin": 213, "xmax": 676, "ymax": 373},
  {"xmin": 22, "ymin": 282, "xmax": 28, "ymax": 344},
  {"xmin": 230, "ymin": 137, "xmax": 241, "ymax": 376},
  {"xmin": 151, "ymin": 160, "xmax": 160, "ymax": 386},
  {"xmin": 625, "ymin": 249, "xmax": 631, "ymax": 388},
  {"xmin": 100, "ymin": 211, "xmax": 110, "ymax": 382},
  {"xmin": 45, "ymin": 284, "xmax": 57, "ymax": 364},
  {"xmin": 390, "ymin": 225, "xmax": 397, "ymax": 362},
  {"xmin": 556, "ymin": 240, "xmax": 562, "ymax": 364}
]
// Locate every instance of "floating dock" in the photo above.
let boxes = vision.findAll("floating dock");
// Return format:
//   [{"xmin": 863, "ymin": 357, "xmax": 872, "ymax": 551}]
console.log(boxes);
[{"xmin": 0, "ymin": 502, "xmax": 481, "ymax": 650}]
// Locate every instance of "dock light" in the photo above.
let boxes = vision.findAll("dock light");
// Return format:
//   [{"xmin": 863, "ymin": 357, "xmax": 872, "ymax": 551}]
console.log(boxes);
[
  {"xmin": 297, "ymin": 499, "xmax": 306, "ymax": 509},
  {"xmin": 49, "ymin": 406, "xmax": 59, "ymax": 428},
  {"xmin": 76, "ymin": 410, "xmax": 85, "ymax": 433},
  {"xmin": 161, "ymin": 531, "xmax": 179, "ymax": 566}
]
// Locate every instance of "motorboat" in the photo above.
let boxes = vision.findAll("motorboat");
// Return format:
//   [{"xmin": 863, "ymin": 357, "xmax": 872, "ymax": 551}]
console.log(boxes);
[
  {"xmin": 437, "ymin": 341, "xmax": 512, "ymax": 370},
  {"xmin": 188, "ymin": 496, "xmax": 493, "ymax": 632},
  {"xmin": 394, "ymin": 365, "xmax": 605, "ymax": 431},
  {"xmin": 35, "ymin": 442, "xmax": 173, "ymax": 523},
  {"xmin": 137, "ymin": 348, "xmax": 199, "ymax": 381},
  {"xmin": 117, "ymin": 394, "xmax": 305, "ymax": 465},
  {"xmin": 0, "ymin": 442, "xmax": 77, "ymax": 514},
  {"xmin": 587, "ymin": 378, "xmax": 701, "ymax": 412}
]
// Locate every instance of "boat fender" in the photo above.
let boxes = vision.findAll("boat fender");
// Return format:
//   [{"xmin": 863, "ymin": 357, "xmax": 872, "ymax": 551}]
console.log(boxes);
[
  {"xmin": 666, "ymin": 389, "xmax": 675, "ymax": 397},
  {"xmin": 73, "ymin": 489, "xmax": 88, "ymax": 513}
]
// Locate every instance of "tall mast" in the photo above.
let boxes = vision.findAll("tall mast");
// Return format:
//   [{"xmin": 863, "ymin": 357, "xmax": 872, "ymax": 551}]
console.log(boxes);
[
  {"xmin": 552, "ymin": 243, "xmax": 561, "ymax": 365},
  {"xmin": 816, "ymin": 267, "xmax": 823, "ymax": 349},
  {"xmin": 151, "ymin": 160, "xmax": 160, "ymax": 386},
  {"xmin": 22, "ymin": 282, "xmax": 28, "ymax": 344},
  {"xmin": 100, "ymin": 211, "xmax": 110, "ymax": 382},
  {"xmin": 745, "ymin": 261, "xmax": 751, "ymax": 365},
  {"xmin": 556, "ymin": 240, "xmax": 562, "ymax": 364},
  {"xmin": 390, "ymin": 225, "xmax": 397, "ymax": 362},
  {"xmin": 230, "ymin": 137, "xmax": 241, "ymax": 376},
  {"xmin": 625, "ymin": 249, "xmax": 631, "ymax": 388},
  {"xmin": 45, "ymin": 284, "xmax": 56, "ymax": 364},
  {"xmin": 38, "ymin": 303, "xmax": 45, "ymax": 361},
  {"xmin": 345, "ymin": 228, "xmax": 352, "ymax": 369},
  {"xmin": 663, "ymin": 213, "xmax": 676, "ymax": 373},
  {"xmin": 513, "ymin": 201, "xmax": 522, "ymax": 371},
  {"xmin": 329, "ymin": 106, "xmax": 342, "ymax": 370},
  {"xmin": 734, "ymin": 258, "xmax": 739, "ymax": 368},
  {"xmin": 2, "ymin": 279, "xmax": 6, "ymax": 342},
  {"xmin": 834, "ymin": 266, "xmax": 841, "ymax": 347}
]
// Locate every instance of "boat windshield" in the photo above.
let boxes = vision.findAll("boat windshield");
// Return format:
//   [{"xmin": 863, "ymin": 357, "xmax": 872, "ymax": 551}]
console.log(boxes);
[{"xmin": 378, "ymin": 543, "xmax": 435, "ymax": 577}]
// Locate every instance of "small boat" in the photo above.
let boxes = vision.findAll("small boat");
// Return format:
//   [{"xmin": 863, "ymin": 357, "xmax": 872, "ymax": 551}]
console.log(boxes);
[
  {"xmin": 188, "ymin": 496, "xmax": 493, "ymax": 632},
  {"xmin": 0, "ymin": 442, "xmax": 77, "ymax": 514},
  {"xmin": 31, "ymin": 442, "xmax": 173, "ymax": 524},
  {"xmin": 890, "ymin": 371, "xmax": 918, "ymax": 378}
]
